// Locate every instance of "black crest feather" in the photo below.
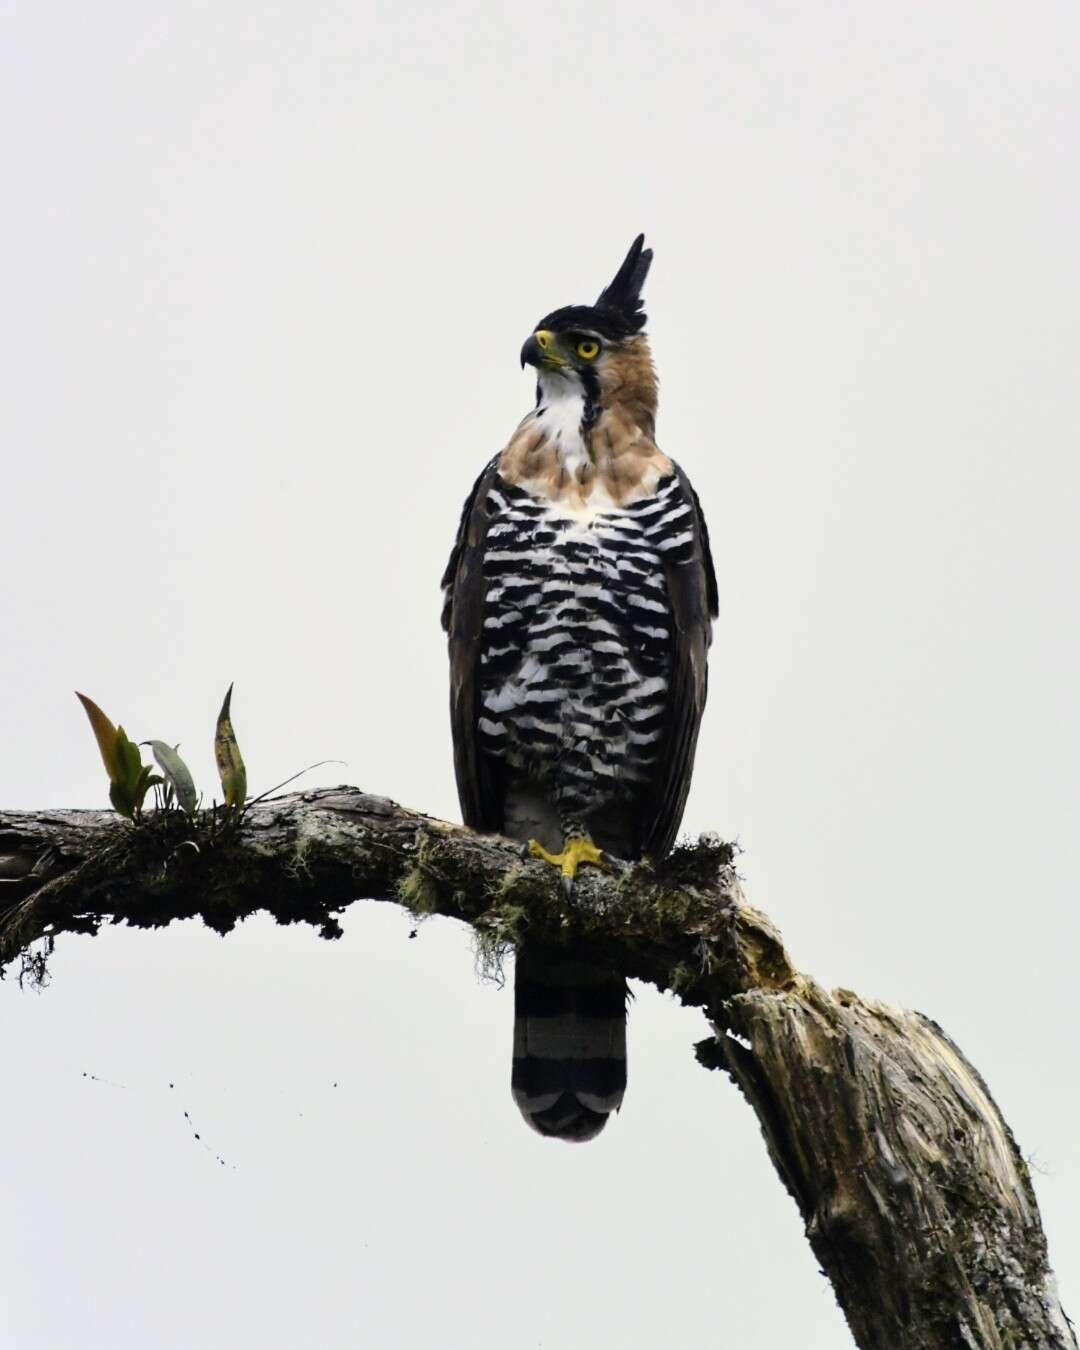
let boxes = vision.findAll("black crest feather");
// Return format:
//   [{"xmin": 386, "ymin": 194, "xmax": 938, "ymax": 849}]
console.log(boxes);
[
  {"xmin": 536, "ymin": 234, "xmax": 653, "ymax": 341},
  {"xmin": 595, "ymin": 233, "xmax": 652, "ymax": 332}
]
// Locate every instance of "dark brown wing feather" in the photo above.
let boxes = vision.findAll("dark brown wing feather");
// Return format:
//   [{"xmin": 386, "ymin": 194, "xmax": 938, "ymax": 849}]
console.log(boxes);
[
  {"xmin": 441, "ymin": 457, "xmax": 505, "ymax": 833},
  {"xmin": 639, "ymin": 465, "xmax": 718, "ymax": 857}
]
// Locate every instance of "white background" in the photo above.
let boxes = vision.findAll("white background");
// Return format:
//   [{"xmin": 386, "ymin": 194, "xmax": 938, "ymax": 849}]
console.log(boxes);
[{"xmin": 3, "ymin": 3, "xmax": 1078, "ymax": 1346}]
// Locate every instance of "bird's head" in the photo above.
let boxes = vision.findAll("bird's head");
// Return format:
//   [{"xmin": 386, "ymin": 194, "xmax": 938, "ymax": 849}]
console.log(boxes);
[{"xmin": 520, "ymin": 235, "xmax": 657, "ymax": 424}]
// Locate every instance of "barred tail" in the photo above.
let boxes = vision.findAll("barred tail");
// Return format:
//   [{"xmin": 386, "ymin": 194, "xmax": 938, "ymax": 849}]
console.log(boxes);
[{"xmin": 511, "ymin": 945, "xmax": 627, "ymax": 1142}]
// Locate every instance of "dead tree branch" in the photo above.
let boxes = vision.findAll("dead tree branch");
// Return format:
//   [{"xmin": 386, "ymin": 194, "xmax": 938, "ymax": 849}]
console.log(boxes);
[{"xmin": 0, "ymin": 787, "xmax": 1073, "ymax": 1349}]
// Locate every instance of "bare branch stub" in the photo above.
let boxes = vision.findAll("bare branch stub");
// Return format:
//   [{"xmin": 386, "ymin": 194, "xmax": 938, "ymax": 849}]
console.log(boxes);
[{"xmin": 0, "ymin": 787, "xmax": 1073, "ymax": 1349}]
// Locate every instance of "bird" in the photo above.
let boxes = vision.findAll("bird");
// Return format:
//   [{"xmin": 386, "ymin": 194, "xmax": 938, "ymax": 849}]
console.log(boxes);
[{"xmin": 441, "ymin": 235, "xmax": 717, "ymax": 1141}]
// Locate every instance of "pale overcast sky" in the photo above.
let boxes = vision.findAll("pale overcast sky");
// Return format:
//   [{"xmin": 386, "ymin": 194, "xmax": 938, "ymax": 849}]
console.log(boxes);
[{"xmin": 3, "ymin": 3, "xmax": 1078, "ymax": 1346}]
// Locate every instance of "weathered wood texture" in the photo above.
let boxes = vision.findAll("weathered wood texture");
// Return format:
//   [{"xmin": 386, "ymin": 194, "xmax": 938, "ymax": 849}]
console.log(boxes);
[{"xmin": 0, "ymin": 788, "xmax": 1073, "ymax": 1349}]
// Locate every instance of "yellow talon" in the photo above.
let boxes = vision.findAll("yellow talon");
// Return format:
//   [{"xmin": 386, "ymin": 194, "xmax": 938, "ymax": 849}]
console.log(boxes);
[{"xmin": 528, "ymin": 835, "xmax": 606, "ymax": 884}]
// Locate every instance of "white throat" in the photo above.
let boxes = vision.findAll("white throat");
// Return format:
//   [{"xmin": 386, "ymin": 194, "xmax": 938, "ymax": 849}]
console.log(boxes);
[{"xmin": 534, "ymin": 372, "xmax": 590, "ymax": 476}]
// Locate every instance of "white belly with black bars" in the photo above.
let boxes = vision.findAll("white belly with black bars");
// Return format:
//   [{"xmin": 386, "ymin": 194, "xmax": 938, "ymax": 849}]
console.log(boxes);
[{"xmin": 477, "ymin": 472, "xmax": 695, "ymax": 822}]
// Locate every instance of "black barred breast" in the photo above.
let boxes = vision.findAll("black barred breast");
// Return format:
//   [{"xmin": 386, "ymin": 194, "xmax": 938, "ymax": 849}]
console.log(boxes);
[{"xmin": 477, "ymin": 473, "xmax": 695, "ymax": 827}]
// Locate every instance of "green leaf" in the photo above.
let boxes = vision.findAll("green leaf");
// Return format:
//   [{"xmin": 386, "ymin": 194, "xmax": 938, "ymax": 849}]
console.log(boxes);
[
  {"xmin": 114, "ymin": 727, "xmax": 144, "ymax": 793},
  {"xmin": 145, "ymin": 741, "xmax": 198, "ymax": 814},
  {"xmin": 214, "ymin": 683, "xmax": 247, "ymax": 809},
  {"xmin": 132, "ymin": 765, "xmax": 164, "ymax": 815},
  {"xmin": 75, "ymin": 692, "xmax": 122, "ymax": 783},
  {"xmin": 109, "ymin": 780, "xmax": 136, "ymax": 818},
  {"xmin": 76, "ymin": 695, "xmax": 154, "ymax": 817}
]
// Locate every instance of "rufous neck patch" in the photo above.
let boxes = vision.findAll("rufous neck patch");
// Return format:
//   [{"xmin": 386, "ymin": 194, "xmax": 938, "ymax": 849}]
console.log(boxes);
[{"xmin": 499, "ymin": 404, "xmax": 672, "ymax": 515}]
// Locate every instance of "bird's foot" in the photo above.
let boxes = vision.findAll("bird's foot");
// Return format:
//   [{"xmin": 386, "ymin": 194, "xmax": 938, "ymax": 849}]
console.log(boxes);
[{"xmin": 528, "ymin": 835, "xmax": 606, "ymax": 897}]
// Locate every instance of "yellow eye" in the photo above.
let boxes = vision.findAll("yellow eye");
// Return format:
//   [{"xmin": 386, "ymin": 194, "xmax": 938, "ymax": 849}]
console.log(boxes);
[{"xmin": 576, "ymin": 340, "xmax": 600, "ymax": 361}]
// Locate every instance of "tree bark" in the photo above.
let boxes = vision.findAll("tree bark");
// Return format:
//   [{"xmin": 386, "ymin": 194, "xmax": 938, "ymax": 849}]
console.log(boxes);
[{"xmin": 0, "ymin": 787, "xmax": 1074, "ymax": 1349}]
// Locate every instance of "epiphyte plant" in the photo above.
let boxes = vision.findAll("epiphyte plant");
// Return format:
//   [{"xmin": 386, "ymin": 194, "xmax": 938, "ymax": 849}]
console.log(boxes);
[{"xmin": 76, "ymin": 685, "xmax": 247, "ymax": 820}]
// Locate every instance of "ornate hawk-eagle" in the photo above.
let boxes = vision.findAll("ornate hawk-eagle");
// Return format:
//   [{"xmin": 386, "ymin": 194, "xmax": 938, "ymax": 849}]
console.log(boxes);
[{"xmin": 442, "ymin": 236, "xmax": 717, "ymax": 1141}]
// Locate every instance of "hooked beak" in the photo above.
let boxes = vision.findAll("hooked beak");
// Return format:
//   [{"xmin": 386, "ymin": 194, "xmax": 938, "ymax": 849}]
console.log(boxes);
[{"xmin": 520, "ymin": 329, "xmax": 563, "ymax": 370}]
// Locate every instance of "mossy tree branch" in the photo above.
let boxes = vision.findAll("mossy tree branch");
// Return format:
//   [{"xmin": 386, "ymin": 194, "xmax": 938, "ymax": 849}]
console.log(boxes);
[{"xmin": 0, "ymin": 787, "xmax": 1074, "ymax": 1349}]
